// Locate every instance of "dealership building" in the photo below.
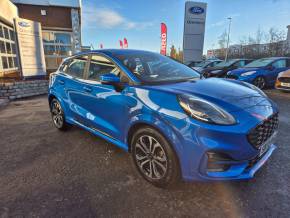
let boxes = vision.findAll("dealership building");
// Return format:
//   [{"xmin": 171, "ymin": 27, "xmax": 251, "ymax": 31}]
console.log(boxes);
[{"xmin": 0, "ymin": 0, "xmax": 82, "ymax": 79}]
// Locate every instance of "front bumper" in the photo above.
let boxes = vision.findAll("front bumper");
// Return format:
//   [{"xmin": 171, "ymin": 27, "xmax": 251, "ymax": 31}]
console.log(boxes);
[
  {"xmin": 165, "ymin": 109, "xmax": 278, "ymax": 182},
  {"xmin": 195, "ymin": 144, "xmax": 276, "ymax": 181}
]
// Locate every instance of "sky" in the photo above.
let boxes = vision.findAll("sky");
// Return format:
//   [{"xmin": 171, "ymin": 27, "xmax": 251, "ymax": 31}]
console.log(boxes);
[{"xmin": 81, "ymin": 0, "xmax": 290, "ymax": 54}]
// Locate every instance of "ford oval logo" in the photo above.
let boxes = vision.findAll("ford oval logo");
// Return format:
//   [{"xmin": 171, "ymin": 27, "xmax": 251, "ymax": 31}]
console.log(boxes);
[
  {"xmin": 189, "ymin": 6, "xmax": 204, "ymax": 14},
  {"xmin": 18, "ymin": 21, "xmax": 30, "ymax": 28}
]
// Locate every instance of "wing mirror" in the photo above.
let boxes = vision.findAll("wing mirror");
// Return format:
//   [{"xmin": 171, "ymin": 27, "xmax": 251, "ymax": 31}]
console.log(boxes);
[
  {"xmin": 267, "ymin": 65, "xmax": 274, "ymax": 71},
  {"xmin": 100, "ymin": 73, "xmax": 121, "ymax": 85}
]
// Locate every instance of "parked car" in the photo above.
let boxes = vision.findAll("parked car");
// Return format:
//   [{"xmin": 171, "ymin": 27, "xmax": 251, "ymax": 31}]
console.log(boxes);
[
  {"xmin": 186, "ymin": 61, "xmax": 203, "ymax": 68},
  {"xmin": 275, "ymin": 69, "xmax": 290, "ymax": 92},
  {"xmin": 49, "ymin": 49, "xmax": 278, "ymax": 187},
  {"xmin": 191, "ymin": 59, "xmax": 222, "ymax": 73},
  {"xmin": 202, "ymin": 59, "xmax": 253, "ymax": 78},
  {"xmin": 226, "ymin": 57, "xmax": 290, "ymax": 89}
]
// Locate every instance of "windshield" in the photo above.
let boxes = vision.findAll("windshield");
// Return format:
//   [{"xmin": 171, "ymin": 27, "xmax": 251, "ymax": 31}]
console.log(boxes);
[
  {"xmin": 195, "ymin": 61, "xmax": 211, "ymax": 67},
  {"xmin": 216, "ymin": 59, "xmax": 237, "ymax": 67},
  {"xmin": 114, "ymin": 51, "xmax": 200, "ymax": 83},
  {"xmin": 244, "ymin": 58, "xmax": 273, "ymax": 68}
]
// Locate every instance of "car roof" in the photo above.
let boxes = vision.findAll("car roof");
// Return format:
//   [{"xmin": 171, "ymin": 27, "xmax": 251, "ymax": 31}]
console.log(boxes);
[
  {"xmin": 73, "ymin": 49, "xmax": 157, "ymax": 57},
  {"xmin": 259, "ymin": 57, "xmax": 290, "ymax": 60}
]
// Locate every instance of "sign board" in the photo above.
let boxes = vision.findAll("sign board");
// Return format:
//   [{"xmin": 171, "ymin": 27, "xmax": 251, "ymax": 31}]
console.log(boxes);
[
  {"xmin": 183, "ymin": 1, "xmax": 207, "ymax": 63},
  {"xmin": 14, "ymin": 18, "xmax": 46, "ymax": 77}
]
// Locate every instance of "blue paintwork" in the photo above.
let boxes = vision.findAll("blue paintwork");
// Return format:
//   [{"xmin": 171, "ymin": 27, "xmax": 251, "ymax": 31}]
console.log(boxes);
[
  {"xmin": 48, "ymin": 49, "xmax": 278, "ymax": 182},
  {"xmin": 227, "ymin": 57, "xmax": 290, "ymax": 87}
]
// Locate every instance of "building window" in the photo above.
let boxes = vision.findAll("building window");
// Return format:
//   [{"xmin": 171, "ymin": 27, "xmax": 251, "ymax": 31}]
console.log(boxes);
[
  {"xmin": 42, "ymin": 31, "xmax": 73, "ymax": 70},
  {"xmin": 41, "ymin": 10, "xmax": 47, "ymax": 16},
  {"xmin": 0, "ymin": 22, "xmax": 18, "ymax": 73}
]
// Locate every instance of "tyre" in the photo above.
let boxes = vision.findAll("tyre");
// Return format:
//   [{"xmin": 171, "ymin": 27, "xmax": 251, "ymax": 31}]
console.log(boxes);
[
  {"xmin": 50, "ymin": 98, "xmax": 69, "ymax": 131},
  {"xmin": 253, "ymin": 76, "xmax": 266, "ymax": 89},
  {"xmin": 131, "ymin": 127, "xmax": 180, "ymax": 188}
]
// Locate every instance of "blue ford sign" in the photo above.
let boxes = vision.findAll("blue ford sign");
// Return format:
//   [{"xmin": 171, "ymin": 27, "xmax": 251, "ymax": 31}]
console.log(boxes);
[
  {"xmin": 18, "ymin": 21, "xmax": 30, "ymax": 28},
  {"xmin": 189, "ymin": 6, "xmax": 204, "ymax": 14}
]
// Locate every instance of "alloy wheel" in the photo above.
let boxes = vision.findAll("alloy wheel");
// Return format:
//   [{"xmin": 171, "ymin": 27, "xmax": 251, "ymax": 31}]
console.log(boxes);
[
  {"xmin": 134, "ymin": 135, "xmax": 168, "ymax": 180},
  {"xmin": 51, "ymin": 100, "xmax": 64, "ymax": 128},
  {"xmin": 254, "ymin": 77, "xmax": 266, "ymax": 89}
]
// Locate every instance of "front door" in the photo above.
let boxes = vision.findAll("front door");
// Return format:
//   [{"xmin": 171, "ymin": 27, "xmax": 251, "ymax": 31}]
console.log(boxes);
[
  {"xmin": 79, "ymin": 54, "xmax": 135, "ymax": 142},
  {"xmin": 268, "ymin": 59, "xmax": 288, "ymax": 85}
]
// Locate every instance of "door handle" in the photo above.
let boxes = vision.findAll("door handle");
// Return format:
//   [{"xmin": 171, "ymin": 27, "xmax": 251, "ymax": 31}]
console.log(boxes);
[
  {"xmin": 58, "ymin": 80, "xmax": 65, "ymax": 85},
  {"xmin": 83, "ymin": 87, "xmax": 92, "ymax": 92}
]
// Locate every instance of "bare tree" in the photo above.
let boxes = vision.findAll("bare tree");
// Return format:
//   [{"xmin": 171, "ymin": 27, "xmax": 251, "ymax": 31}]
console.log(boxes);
[
  {"xmin": 267, "ymin": 28, "xmax": 286, "ymax": 56},
  {"xmin": 216, "ymin": 30, "xmax": 228, "ymax": 58}
]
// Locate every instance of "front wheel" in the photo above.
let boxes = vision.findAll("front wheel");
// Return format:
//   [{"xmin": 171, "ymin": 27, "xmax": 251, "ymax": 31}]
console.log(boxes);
[
  {"xmin": 131, "ymin": 127, "xmax": 180, "ymax": 188},
  {"xmin": 50, "ymin": 99, "xmax": 69, "ymax": 131},
  {"xmin": 253, "ymin": 76, "xmax": 266, "ymax": 89}
]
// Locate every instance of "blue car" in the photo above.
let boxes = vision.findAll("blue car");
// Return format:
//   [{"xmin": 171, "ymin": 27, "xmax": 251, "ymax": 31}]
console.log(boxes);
[
  {"xmin": 227, "ymin": 57, "xmax": 290, "ymax": 89},
  {"xmin": 48, "ymin": 50, "xmax": 279, "ymax": 187}
]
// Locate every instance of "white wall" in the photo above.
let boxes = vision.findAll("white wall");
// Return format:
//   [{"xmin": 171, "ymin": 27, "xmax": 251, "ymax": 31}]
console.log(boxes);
[
  {"xmin": 0, "ymin": 0, "xmax": 18, "ymax": 25},
  {"xmin": 12, "ymin": 0, "xmax": 81, "ymax": 8}
]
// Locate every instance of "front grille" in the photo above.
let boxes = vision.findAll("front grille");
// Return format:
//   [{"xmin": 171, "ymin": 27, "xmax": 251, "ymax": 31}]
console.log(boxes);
[
  {"xmin": 278, "ymin": 77, "xmax": 290, "ymax": 83},
  {"xmin": 248, "ymin": 113, "xmax": 279, "ymax": 149},
  {"xmin": 226, "ymin": 74, "xmax": 238, "ymax": 80}
]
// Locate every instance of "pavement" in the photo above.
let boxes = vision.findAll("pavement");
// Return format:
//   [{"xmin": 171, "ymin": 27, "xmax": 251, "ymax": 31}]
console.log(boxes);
[
  {"xmin": 0, "ymin": 90, "xmax": 289, "ymax": 217},
  {"xmin": 0, "ymin": 98, "xmax": 8, "ymax": 108}
]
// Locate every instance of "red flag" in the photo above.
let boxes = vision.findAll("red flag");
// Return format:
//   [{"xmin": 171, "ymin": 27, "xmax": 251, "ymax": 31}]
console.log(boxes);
[
  {"xmin": 119, "ymin": 40, "xmax": 123, "ymax": 49},
  {"xmin": 160, "ymin": 23, "xmax": 167, "ymax": 55},
  {"xmin": 123, "ymin": 38, "xmax": 128, "ymax": 48},
  {"xmin": 100, "ymin": 43, "xmax": 103, "ymax": 49}
]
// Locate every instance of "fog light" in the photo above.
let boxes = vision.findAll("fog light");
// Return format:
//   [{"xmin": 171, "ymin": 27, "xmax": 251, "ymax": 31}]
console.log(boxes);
[{"xmin": 206, "ymin": 151, "xmax": 232, "ymax": 172}]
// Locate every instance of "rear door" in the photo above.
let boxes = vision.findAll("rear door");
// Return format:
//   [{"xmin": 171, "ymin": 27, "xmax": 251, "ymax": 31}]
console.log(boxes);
[{"xmin": 63, "ymin": 55, "xmax": 90, "ymax": 124}]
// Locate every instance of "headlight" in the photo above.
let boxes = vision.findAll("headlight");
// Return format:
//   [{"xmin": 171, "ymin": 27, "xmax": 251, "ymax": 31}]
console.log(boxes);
[
  {"xmin": 178, "ymin": 94, "xmax": 236, "ymax": 125},
  {"xmin": 241, "ymin": 71, "xmax": 256, "ymax": 77}
]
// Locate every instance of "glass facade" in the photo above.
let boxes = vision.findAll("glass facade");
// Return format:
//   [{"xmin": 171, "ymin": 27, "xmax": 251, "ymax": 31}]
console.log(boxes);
[
  {"xmin": 0, "ymin": 21, "xmax": 18, "ymax": 73},
  {"xmin": 42, "ymin": 31, "xmax": 73, "ymax": 70}
]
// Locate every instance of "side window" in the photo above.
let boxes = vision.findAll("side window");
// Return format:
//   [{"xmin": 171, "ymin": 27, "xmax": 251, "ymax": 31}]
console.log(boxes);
[
  {"xmin": 88, "ymin": 55, "xmax": 120, "ymax": 81},
  {"xmin": 66, "ymin": 55, "xmax": 89, "ymax": 78},
  {"xmin": 59, "ymin": 59, "xmax": 69, "ymax": 72},
  {"xmin": 234, "ymin": 60, "xmax": 245, "ymax": 68},
  {"xmin": 272, "ymin": 59, "xmax": 286, "ymax": 68},
  {"xmin": 212, "ymin": 61, "xmax": 220, "ymax": 67}
]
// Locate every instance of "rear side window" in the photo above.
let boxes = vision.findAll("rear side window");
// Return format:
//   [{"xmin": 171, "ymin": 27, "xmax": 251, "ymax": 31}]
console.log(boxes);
[
  {"xmin": 87, "ymin": 55, "xmax": 120, "ymax": 81},
  {"xmin": 66, "ymin": 55, "xmax": 89, "ymax": 78},
  {"xmin": 272, "ymin": 59, "xmax": 286, "ymax": 68}
]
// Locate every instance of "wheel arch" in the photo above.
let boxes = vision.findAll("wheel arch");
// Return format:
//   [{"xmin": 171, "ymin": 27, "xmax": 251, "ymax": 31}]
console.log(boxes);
[
  {"xmin": 127, "ymin": 121, "xmax": 183, "ymax": 174},
  {"xmin": 126, "ymin": 121, "xmax": 182, "ymax": 174}
]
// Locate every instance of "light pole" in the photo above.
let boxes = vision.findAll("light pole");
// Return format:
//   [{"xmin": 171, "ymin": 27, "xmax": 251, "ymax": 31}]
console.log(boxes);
[{"xmin": 225, "ymin": 17, "xmax": 232, "ymax": 61}]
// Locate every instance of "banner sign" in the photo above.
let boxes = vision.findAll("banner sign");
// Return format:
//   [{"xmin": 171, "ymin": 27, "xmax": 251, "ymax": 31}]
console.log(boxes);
[
  {"xmin": 160, "ymin": 23, "xmax": 167, "ymax": 55},
  {"xmin": 119, "ymin": 40, "xmax": 123, "ymax": 49},
  {"xmin": 123, "ymin": 38, "xmax": 128, "ymax": 48},
  {"xmin": 14, "ymin": 18, "xmax": 46, "ymax": 77},
  {"xmin": 183, "ymin": 1, "xmax": 207, "ymax": 63}
]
